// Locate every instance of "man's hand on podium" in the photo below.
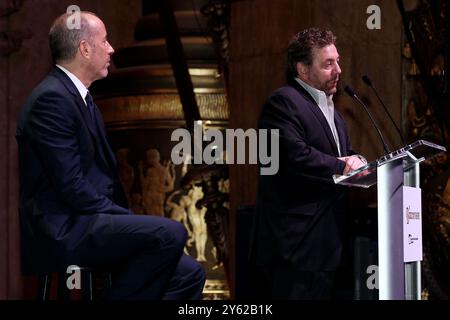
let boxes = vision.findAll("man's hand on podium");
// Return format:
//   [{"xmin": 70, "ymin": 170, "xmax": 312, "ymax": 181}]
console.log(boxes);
[{"xmin": 338, "ymin": 155, "xmax": 367, "ymax": 175}]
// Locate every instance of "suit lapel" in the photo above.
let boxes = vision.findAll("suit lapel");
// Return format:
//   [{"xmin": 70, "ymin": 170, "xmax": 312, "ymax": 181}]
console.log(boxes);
[
  {"xmin": 51, "ymin": 67, "xmax": 113, "ymax": 171},
  {"xmin": 92, "ymin": 104, "xmax": 117, "ymax": 169},
  {"xmin": 74, "ymin": 93, "xmax": 98, "ymax": 137},
  {"xmin": 290, "ymin": 80, "xmax": 340, "ymax": 156},
  {"xmin": 334, "ymin": 112, "xmax": 348, "ymax": 156}
]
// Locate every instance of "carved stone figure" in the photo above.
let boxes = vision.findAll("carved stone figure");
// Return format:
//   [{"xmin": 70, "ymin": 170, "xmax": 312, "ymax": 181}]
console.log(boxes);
[
  {"xmin": 166, "ymin": 190, "xmax": 194, "ymax": 251},
  {"xmin": 184, "ymin": 185, "xmax": 208, "ymax": 262},
  {"xmin": 116, "ymin": 148, "xmax": 134, "ymax": 201},
  {"xmin": 139, "ymin": 148, "xmax": 176, "ymax": 216}
]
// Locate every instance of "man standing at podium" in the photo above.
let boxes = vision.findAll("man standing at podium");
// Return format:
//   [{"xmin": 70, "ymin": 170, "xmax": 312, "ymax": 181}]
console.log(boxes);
[{"xmin": 252, "ymin": 27, "xmax": 366, "ymax": 299}]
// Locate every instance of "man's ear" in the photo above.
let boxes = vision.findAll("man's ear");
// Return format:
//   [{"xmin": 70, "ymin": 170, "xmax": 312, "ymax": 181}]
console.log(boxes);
[
  {"xmin": 296, "ymin": 62, "xmax": 309, "ymax": 78},
  {"xmin": 79, "ymin": 40, "xmax": 90, "ymax": 58}
]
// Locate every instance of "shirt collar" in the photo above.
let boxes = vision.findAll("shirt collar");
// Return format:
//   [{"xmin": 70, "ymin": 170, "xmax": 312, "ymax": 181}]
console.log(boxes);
[
  {"xmin": 56, "ymin": 64, "xmax": 89, "ymax": 105},
  {"xmin": 294, "ymin": 77, "xmax": 333, "ymax": 106}
]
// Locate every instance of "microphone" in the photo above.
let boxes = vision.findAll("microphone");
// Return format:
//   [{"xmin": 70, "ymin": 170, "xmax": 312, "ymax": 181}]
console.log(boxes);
[
  {"xmin": 362, "ymin": 75, "xmax": 406, "ymax": 146},
  {"xmin": 344, "ymin": 85, "xmax": 391, "ymax": 154}
]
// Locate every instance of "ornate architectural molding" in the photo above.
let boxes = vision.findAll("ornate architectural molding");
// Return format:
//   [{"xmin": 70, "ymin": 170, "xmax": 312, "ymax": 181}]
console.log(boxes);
[
  {"xmin": 0, "ymin": 0, "xmax": 31, "ymax": 56},
  {"xmin": 398, "ymin": 0, "xmax": 450, "ymax": 299},
  {"xmin": 0, "ymin": 30, "xmax": 31, "ymax": 56},
  {"xmin": 96, "ymin": 93, "xmax": 229, "ymax": 123},
  {"xmin": 0, "ymin": 0, "xmax": 24, "ymax": 17},
  {"xmin": 201, "ymin": 0, "xmax": 230, "ymax": 71}
]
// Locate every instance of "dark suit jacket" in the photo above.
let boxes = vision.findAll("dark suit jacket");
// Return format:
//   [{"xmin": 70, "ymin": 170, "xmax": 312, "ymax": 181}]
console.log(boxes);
[
  {"xmin": 16, "ymin": 67, "xmax": 130, "ymax": 274},
  {"xmin": 253, "ymin": 79, "xmax": 354, "ymax": 271}
]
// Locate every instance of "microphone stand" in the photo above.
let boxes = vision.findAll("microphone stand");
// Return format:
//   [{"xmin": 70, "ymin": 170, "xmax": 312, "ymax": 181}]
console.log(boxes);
[
  {"xmin": 344, "ymin": 85, "xmax": 391, "ymax": 154},
  {"xmin": 362, "ymin": 75, "xmax": 406, "ymax": 146}
]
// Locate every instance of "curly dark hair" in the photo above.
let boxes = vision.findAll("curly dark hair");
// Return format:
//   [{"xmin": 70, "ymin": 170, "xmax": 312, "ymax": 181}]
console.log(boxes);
[{"xmin": 287, "ymin": 27, "xmax": 336, "ymax": 78}]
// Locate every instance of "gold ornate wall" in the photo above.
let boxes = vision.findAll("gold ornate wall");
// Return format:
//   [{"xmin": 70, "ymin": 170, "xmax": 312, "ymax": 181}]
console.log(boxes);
[{"xmin": 399, "ymin": 0, "xmax": 450, "ymax": 299}]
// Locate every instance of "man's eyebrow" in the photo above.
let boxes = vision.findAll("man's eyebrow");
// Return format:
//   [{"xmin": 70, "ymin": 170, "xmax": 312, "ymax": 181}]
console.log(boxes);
[{"xmin": 324, "ymin": 56, "xmax": 340, "ymax": 62}]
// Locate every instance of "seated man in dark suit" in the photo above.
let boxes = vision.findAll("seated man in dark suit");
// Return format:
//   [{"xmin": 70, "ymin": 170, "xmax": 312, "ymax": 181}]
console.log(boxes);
[
  {"xmin": 253, "ymin": 27, "xmax": 366, "ymax": 299},
  {"xmin": 16, "ymin": 11, "xmax": 205, "ymax": 299}
]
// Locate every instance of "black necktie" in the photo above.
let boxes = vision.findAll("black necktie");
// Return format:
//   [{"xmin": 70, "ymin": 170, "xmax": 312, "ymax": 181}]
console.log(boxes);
[
  {"xmin": 85, "ymin": 92, "xmax": 96, "ymax": 122},
  {"xmin": 84, "ymin": 91, "xmax": 113, "ymax": 169}
]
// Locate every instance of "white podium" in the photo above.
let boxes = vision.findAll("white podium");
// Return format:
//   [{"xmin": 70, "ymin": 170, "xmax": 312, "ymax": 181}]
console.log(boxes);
[{"xmin": 333, "ymin": 140, "xmax": 446, "ymax": 300}]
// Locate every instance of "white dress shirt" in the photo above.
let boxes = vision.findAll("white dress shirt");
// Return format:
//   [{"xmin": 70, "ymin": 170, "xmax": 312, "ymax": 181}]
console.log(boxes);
[
  {"xmin": 295, "ymin": 77, "xmax": 341, "ymax": 156},
  {"xmin": 56, "ymin": 64, "xmax": 89, "ymax": 106}
]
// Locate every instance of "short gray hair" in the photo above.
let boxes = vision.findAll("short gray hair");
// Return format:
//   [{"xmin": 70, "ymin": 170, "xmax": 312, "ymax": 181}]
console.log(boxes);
[{"xmin": 48, "ymin": 12, "xmax": 97, "ymax": 63}]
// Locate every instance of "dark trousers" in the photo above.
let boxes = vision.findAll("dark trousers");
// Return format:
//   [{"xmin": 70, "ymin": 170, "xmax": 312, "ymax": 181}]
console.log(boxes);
[
  {"xmin": 61, "ymin": 214, "xmax": 206, "ymax": 300},
  {"xmin": 258, "ymin": 266, "xmax": 336, "ymax": 300}
]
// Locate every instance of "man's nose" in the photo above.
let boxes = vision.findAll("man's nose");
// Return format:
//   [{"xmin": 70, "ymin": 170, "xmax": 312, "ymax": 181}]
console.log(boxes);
[
  {"xmin": 335, "ymin": 62, "xmax": 342, "ymax": 75},
  {"xmin": 108, "ymin": 42, "xmax": 115, "ymax": 55}
]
